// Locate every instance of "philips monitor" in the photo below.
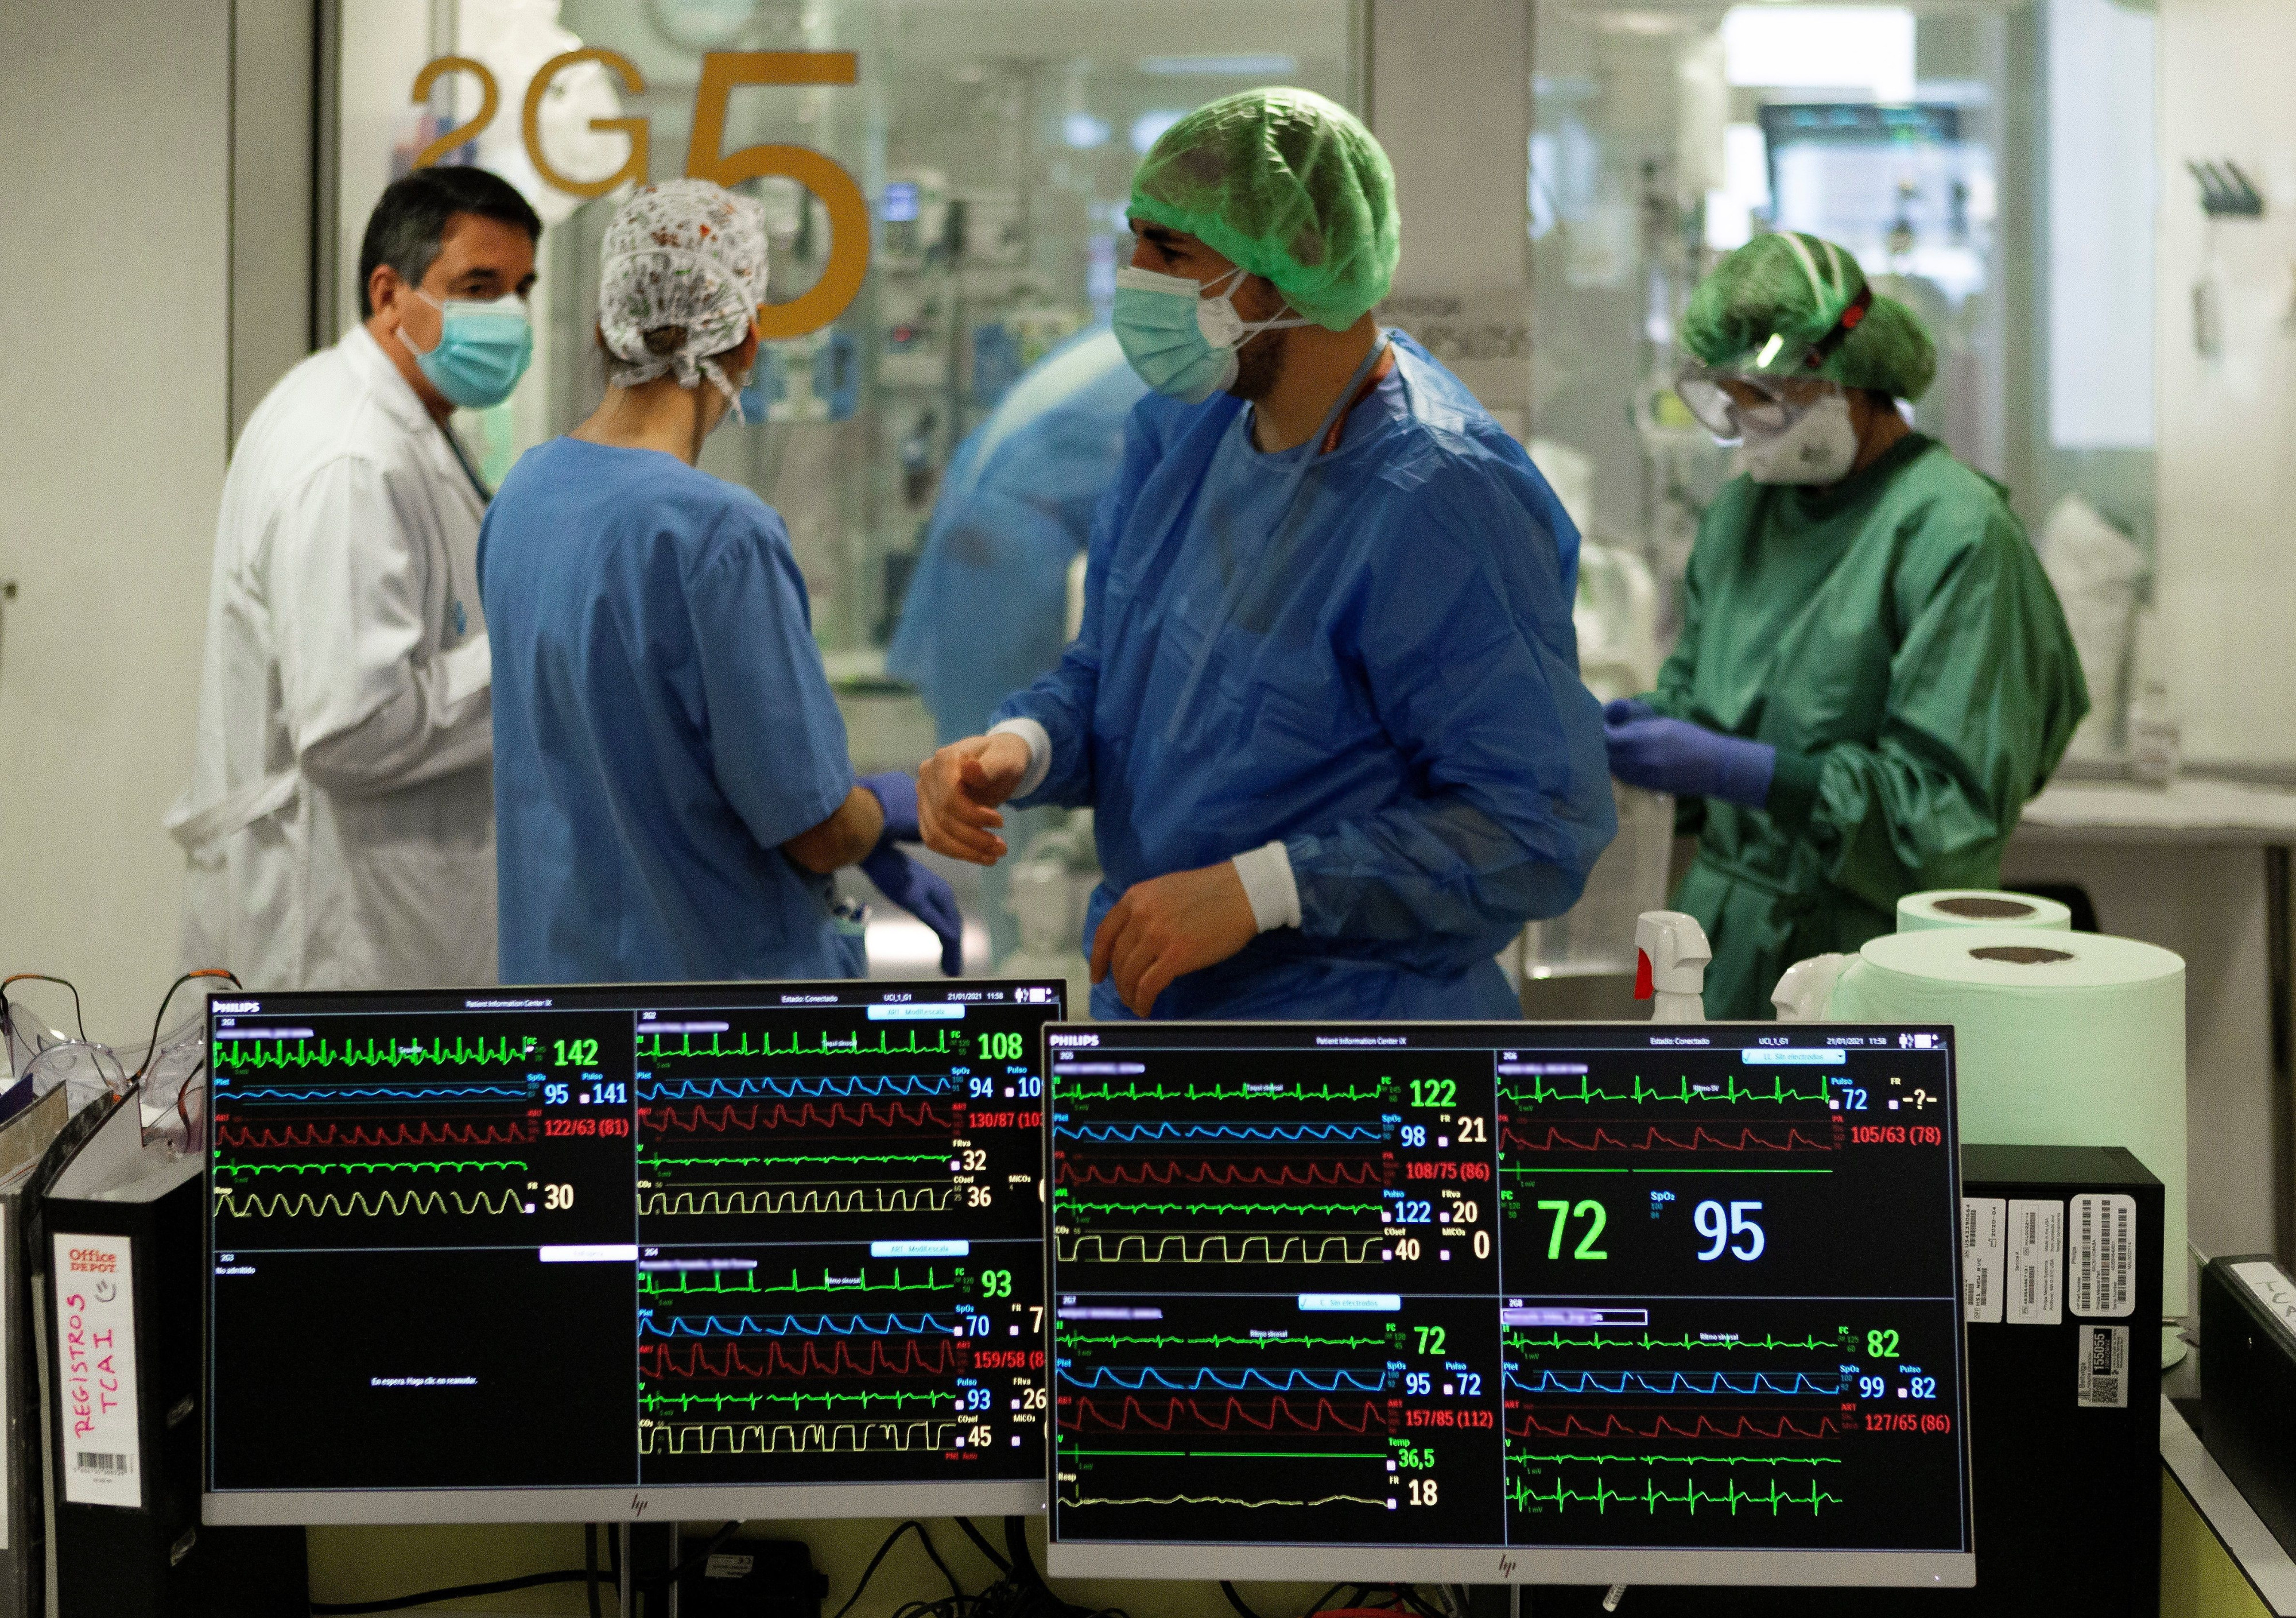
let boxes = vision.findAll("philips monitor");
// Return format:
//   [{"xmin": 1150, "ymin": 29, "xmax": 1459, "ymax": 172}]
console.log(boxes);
[
  {"xmin": 1043, "ymin": 1021, "xmax": 1972, "ymax": 1588},
  {"xmin": 203, "ymin": 980, "xmax": 1062, "ymax": 1524}
]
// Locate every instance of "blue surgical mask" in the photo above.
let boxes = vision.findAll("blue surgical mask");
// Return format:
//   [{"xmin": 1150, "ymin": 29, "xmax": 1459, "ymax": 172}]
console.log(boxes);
[
  {"xmin": 1111, "ymin": 264, "xmax": 1309, "ymax": 404},
  {"xmin": 409, "ymin": 291, "xmax": 533, "ymax": 409}
]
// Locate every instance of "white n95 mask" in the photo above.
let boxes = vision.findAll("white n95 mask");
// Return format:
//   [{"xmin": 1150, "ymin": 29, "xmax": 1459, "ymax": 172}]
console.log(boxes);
[{"xmin": 1740, "ymin": 389, "xmax": 1858, "ymax": 485}]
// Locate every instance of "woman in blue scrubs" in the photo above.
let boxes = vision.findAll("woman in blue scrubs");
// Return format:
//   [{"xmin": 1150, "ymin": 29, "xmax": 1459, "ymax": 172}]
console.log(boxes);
[{"xmin": 480, "ymin": 180, "xmax": 959, "ymax": 984}]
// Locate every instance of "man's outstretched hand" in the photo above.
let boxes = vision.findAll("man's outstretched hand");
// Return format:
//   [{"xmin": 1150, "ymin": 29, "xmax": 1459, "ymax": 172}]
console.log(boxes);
[
  {"xmin": 1089, "ymin": 863, "xmax": 1258, "ymax": 1018},
  {"xmin": 918, "ymin": 731, "xmax": 1034, "ymax": 865}
]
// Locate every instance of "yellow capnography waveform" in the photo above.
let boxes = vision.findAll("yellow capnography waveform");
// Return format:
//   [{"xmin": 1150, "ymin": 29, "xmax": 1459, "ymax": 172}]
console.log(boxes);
[
  {"xmin": 1057, "ymin": 1232, "xmax": 1384, "ymax": 1264},
  {"xmin": 641, "ymin": 1419, "xmax": 963, "ymax": 1455},
  {"xmin": 212, "ymin": 1186, "xmax": 526, "ymax": 1219},
  {"xmin": 641, "ymin": 1186, "xmax": 960, "ymax": 1217}
]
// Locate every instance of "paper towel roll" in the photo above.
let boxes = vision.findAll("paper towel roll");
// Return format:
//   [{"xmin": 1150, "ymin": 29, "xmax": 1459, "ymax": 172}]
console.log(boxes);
[
  {"xmin": 1896, "ymin": 889, "xmax": 2073, "ymax": 933},
  {"xmin": 1828, "ymin": 926, "xmax": 2187, "ymax": 1311}
]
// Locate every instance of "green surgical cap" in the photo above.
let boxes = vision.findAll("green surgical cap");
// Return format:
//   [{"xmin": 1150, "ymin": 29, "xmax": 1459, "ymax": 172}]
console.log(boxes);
[
  {"xmin": 1129, "ymin": 87, "xmax": 1400, "ymax": 331},
  {"xmin": 1681, "ymin": 231, "xmax": 1938, "ymax": 402}
]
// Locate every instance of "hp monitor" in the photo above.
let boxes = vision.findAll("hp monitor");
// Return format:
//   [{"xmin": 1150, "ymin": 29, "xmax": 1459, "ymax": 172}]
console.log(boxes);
[
  {"xmin": 204, "ymin": 980, "xmax": 1062, "ymax": 1524},
  {"xmin": 1044, "ymin": 1021, "xmax": 1973, "ymax": 1586}
]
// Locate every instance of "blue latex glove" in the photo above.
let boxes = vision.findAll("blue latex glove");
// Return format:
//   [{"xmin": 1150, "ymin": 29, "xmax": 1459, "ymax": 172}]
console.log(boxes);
[
  {"xmin": 858, "ymin": 771, "xmax": 922, "ymax": 844},
  {"xmin": 861, "ymin": 845, "xmax": 964, "ymax": 975},
  {"xmin": 1604, "ymin": 706, "xmax": 1777, "ymax": 808}
]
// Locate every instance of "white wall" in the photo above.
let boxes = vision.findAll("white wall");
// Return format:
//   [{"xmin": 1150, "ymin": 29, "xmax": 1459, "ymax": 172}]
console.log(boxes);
[
  {"xmin": 2049, "ymin": 0, "xmax": 2155, "ymax": 451},
  {"xmin": 2154, "ymin": 0, "xmax": 2296, "ymax": 765},
  {"xmin": 0, "ymin": 0, "xmax": 230, "ymax": 1035}
]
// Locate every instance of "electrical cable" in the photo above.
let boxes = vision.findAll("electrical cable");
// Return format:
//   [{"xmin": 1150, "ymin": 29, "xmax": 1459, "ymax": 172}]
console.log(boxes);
[
  {"xmin": 309, "ymin": 1569, "xmax": 595, "ymax": 1615},
  {"xmin": 0, "ymin": 973, "xmax": 88, "ymax": 1048},
  {"xmin": 957, "ymin": 1516, "xmax": 1013, "ymax": 1574},
  {"xmin": 633, "ymin": 1519, "xmax": 742, "ymax": 1594},
  {"xmin": 830, "ymin": 1519, "xmax": 962, "ymax": 1618},
  {"xmin": 132, "ymin": 968, "xmax": 238, "ymax": 1087},
  {"xmin": 1220, "ymin": 1582, "xmax": 1264, "ymax": 1618},
  {"xmin": 585, "ymin": 1524, "xmax": 603, "ymax": 1618}
]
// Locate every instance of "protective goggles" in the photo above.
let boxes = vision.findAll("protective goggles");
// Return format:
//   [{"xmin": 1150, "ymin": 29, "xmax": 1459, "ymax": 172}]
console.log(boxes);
[{"xmin": 1674, "ymin": 281, "xmax": 1874, "ymax": 438}]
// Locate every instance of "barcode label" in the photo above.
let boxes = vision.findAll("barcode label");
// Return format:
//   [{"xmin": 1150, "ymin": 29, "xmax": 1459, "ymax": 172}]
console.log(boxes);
[
  {"xmin": 2070, "ymin": 1194, "xmax": 2138, "ymax": 1318},
  {"xmin": 2075, "ymin": 1323, "xmax": 2129, "ymax": 1408},
  {"xmin": 1963, "ymin": 1197, "xmax": 2005, "ymax": 1323},
  {"xmin": 2008, "ymin": 1200, "xmax": 2064, "ymax": 1325},
  {"xmin": 75, "ymin": 1452, "xmax": 131, "ymax": 1473}
]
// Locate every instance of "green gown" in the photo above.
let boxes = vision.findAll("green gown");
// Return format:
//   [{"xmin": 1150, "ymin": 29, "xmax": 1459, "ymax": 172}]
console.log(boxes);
[{"xmin": 1648, "ymin": 433, "xmax": 2089, "ymax": 1020}]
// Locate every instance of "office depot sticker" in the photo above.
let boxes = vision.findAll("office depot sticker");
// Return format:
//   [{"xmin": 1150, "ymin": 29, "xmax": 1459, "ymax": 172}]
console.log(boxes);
[{"xmin": 52, "ymin": 1234, "xmax": 141, "ymax": 1507}]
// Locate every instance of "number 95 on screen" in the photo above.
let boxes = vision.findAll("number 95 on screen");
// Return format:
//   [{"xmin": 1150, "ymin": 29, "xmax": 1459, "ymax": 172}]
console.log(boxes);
[{"xmin": 1504, "ymin": 1195, "xmax": 1772, "ymax": 1284}]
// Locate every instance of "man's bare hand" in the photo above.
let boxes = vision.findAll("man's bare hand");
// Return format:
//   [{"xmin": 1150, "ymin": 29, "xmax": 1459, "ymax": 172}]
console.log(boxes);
[
  {"xmin": 918, "ymin": 731, "xmax": 1033, "ymax": 865},
  {"xmin": 1089, "ymin": 862, "xmax": 1259, "ymax": 1017}
]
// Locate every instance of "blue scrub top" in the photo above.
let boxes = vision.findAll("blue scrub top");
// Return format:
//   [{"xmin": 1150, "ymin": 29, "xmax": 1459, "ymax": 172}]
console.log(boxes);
[
  {"xmin": 992, "ymin": 332, "xmax": 1616, "ymax": 1021},
  {"xmin": 480, "ymin": 437, "xmax": 862, "ymax": 985},
  {"xmin": 886, "ymin": 327, "xmax": 1147, "ymax": 744}
]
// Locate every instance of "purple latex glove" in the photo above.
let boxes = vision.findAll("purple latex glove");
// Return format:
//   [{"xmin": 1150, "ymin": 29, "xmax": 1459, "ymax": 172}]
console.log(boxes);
[
  {"xmin": 1603, "ymin": 706, "xmax": 1776, "ymax": 808},
  {"xmin": 861, "ymin": 845, "xmax": 964, "ymax": 975},
  {"xmin": 858, "ymin": 771, "xmax": 921, "ymax": 844}
]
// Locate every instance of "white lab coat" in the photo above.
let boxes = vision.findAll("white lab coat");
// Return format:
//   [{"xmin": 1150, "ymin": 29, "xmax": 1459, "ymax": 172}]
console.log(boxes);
[{"xmin": 169, "ymin": 326, "xmax": 498, "ymax": 989}]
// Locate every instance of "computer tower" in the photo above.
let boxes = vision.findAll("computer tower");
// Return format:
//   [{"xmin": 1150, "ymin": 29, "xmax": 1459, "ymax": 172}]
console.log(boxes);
[
  {"xmin": 37, "ymin": 1101, "xmax": 304, "ymax": 1616},
  {"xmin": 2198, "ymin": 1253, "xmax": 2296, "ymax": 1556},
  {"xmin": 0, "ymin": 1087, "xmax": 78, "ymax": 1618},
  {"xmin": 1531, "ymin": 1144, "xmax": 2164, "ymax": 1615}
]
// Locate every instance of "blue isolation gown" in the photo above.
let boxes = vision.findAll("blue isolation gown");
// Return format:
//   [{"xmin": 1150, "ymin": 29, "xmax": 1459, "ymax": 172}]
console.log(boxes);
[
  {"xmin": 887, "ymin": 327, "xmax": 1149, "ymax": 744},
  {"xmin": 991, "ymin": 331, "xmax": 1615, "ymax": 1020},
  {"xmin": 480, "ymin": 437, "xmax": 863, "ymax": 985}
]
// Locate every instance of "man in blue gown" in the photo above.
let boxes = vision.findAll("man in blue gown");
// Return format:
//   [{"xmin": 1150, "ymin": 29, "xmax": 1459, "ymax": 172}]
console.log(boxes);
[{"xmin": 917, "ymin": 89, "xmax": 1614, "ymax": 1020}]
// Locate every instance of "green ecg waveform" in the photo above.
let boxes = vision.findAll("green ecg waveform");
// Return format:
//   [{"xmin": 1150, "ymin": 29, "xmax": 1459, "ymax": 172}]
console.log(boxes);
[
  {"xmin": 1058, "ymin": 1232, "xmax": 1383, "ymax": 1264},
  {"xmin": 1060, "ymin": 1199, "xmax": 1384, "ymax": 1219},
  {"xmin": 1060, "ymin": 1078, "xmax": 1386, "ymax": 1104},
  {"xmin": 213, "ymin": 1186, "xmax": 526, "ymax": 1218},
  {"xmin": 212, "ymin": 1035, "xmax": 533, "ymax": 1071},
  {"xmin": 1505, "ymin": 1330, "xmax": 1844, "ymax": 1355},
  {"xmin": 642, "ymin": 1389, "xmax": 955, "ymax": 1415},
  {"xmin": 215, "ymin": 1159, "xmax": 528, "ymax": 1178},
  {"xmin": 1058, "ymin": 1330, "xmax": 1388, "ymax": 1352},
  {"xmin": 641, "ymin": 1186, "xmax": 959, "ymax": 1217},
  {"xmin": 1504, "ymin": 1074, "xmax": 1831, "ymax": 1106},
  {"xmin": 1510, "ymin": 1472, "xmax": 1843, "ymax": 1516},
  {"xmin": 641, "ymin": 1265, "xmax": 956, "ymax": 1298},
  {"xmin": 639, "ymin": 1028, "xmax": 964, "ymax": 1061}
]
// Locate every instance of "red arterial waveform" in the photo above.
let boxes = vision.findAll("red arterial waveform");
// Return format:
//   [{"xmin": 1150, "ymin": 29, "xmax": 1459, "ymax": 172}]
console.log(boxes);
[
  {"xmin": 641, "ymin": 1101, "xmax": 957, "ymax": 1135},
  {"xmin": 1508, "ymin": 1409, "xmax": 1845, "ymax": 1441},
  {"xmin": 1503, "ymin": 1124, "xmax": 1833, "ymax": 1154},
  {"xmin": 1061, "ymin": 1396, "xmax": 1392, "ymax": 1435},
  {"xmin": 641, "ymin": 1340, "xmax": 966, "ymax": 1380},
  {"xmin": 214, "ymin": 1119, "xmax": 536, "ymax": 1149},
  {"xmin": 1056, "ymin": 1159, "xmax": 1383, "ymax": 1189}
]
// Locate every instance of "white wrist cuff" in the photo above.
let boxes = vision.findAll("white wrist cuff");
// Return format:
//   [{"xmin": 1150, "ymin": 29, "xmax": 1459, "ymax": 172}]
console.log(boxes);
[
  {"xmin": 442, "ymin": 633, "xmax": 492, "ymax": 705},
  {"xmin": 1231, "ymin": 841, "xmax": 1302, "ymax": 932},
  {"xmin": 987, "ymin": 718, "xmax": 1052, "ymax": 798}
]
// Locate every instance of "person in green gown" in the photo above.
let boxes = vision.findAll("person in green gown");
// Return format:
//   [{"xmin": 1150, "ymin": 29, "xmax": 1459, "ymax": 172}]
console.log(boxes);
[{"xmin": 1604, "ymin": 231, "xmax": 2089, "ymax": 1019}]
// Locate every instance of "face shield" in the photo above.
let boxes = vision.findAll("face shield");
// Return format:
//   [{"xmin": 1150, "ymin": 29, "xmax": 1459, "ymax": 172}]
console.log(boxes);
[{"xmin": 1674, "ymin": 281, "xmax": 1875, "ymax": 442}]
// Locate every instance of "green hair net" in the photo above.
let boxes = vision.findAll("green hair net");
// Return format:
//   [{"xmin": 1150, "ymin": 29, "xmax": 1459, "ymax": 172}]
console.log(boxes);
[
  {"xmin": 1681, "ymin": 231, "xmax": 1937, "ymax": 402},
  {"xmin": 1128, "ymin": 88, "xmax": 1400, "ymax": 332}
]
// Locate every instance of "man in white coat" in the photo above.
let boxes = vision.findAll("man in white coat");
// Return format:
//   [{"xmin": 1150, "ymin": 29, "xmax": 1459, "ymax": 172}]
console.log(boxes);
[{"xmin": 171, "ymin": 166, "xmax": 542, "ymax": 989}]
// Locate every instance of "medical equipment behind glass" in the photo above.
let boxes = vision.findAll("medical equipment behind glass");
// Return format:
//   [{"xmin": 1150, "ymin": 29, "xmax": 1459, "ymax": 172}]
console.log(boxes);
[
  {"xmin": 203, "ymin": 980, "xmax": 1064, "ymax": 1524},
  {"xmin": 1043, "ymin": 1020, "xmax": 1972, "ymax": 1586}
]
